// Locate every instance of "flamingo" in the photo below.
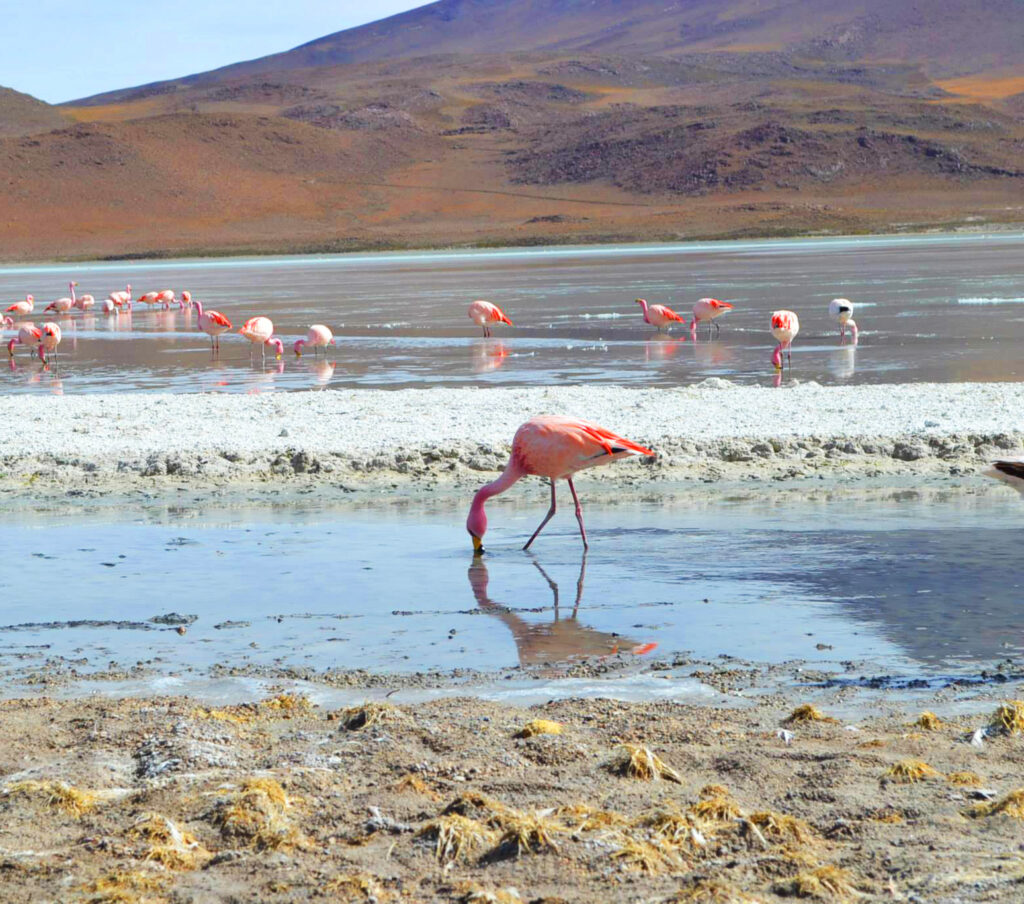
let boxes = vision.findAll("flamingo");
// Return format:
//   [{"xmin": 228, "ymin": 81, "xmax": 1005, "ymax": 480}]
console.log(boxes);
[
  {"xmin": 828, "ymin": 298, "xmax": 856, "ymax": 342},
  {"xmin": 36, "ymin": 322, "xmax": 62, "ymax": 364},
  {"xmin": 634, "ymin": 298, "xmax": 686, "ymax": 332},
  {"xmin": 100, "ymin": 298, "xmax": 117, "ymax": 314},
  {"xmin": 770, "ymin": 310, "xmax": 800, "ymax": 371},
  {"xmin": 294, "ymin": 324, "xmax": 335, "ymax": 357},
  {"xmin": 466, "ymin": 415, "xmax": 655, "ymax": 553},
  {"xmin": 137, "ymin": 290, "xmax": 161, "ymax": 309},
  {"xmin": 8, "ymin": 323, "xmax": 42, "ymax": 358},
  {"xmin": 986, "ymin": 460, "xmax": 1024, "ymax": 495},
  {"xmin": 468, "ymin": 300, "xmax": 513, "ymax": 338},
  {"xmin": 1, "ymin": 316, "xmax": 13, "ymax": 331},
  {"xmin": 180, "ymin": 290, "xmax": 192, "ymax": 309},
  {"xmin": 108, "ymin": 284, "xmax": 132, "ymax": 308},
  {"xmin": 689, "ymin": 297, "xmax": 734, "ymax": 338},
  {"xmin": 238, "ymin": 316, "xmax": 283, "ymax": 362},
  {"xmin": 46, "ymin": 283, "xmax": 77, "ymax": 314},
  {"xmin": 72, "ymin": 283, "xmax": 95, "ymax": 311},
  {"xmin": 156, "ymin": 289, "xmax": 176, "ymax": 309},
  {"xmin": 5, "ymin": 295, "xmax": 34, "ymax": 317},
  {"xmin": 193, "ymin": 301, "xmax": 232, "ymax": 352}
]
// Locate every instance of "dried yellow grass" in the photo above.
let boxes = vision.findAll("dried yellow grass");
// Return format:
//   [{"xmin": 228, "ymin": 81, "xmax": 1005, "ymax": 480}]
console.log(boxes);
[
  {"xmin": 498, "ymin": 809, "xmax": 563, "ymax": 856},
  {"xmin": 515, "ymin": 719, "xmax": 563, "ymax": 738},
  {"xmin": 261, "ymin": 692, "xmax": 313, "ymax": 715},
  {"xmin": 913, "ymin": 711, "xmax": 943, "ymax": 730},
  {"xmin": 989, "ymin": 700, "xmax": 1024, "ymax": 735},
  {"xmin": 665, "ymin": 877, "xmax": 760, "ymax": 902},
  {"xmin": 339, "ymin": 702, "xmax": 402, "ymax": 731},
  {"xmin": 323, "ymin": 873, "xmax": 388, "ymax": 901},
  {"xmin": 212, "ymin": 777, "xmax": 307, "ymax": 851},
  {"xmin": 698, "ymin": 784, "xmax": 730, "ymax": 799},
  {"xmin": 391, "ymin": 773, "xmax": 440, "ymax": 800},
  {"xmin": 459, "ymin": 884, "xmax": 523, "ymax": 904},
  {"xmin": 868, "ymin": 808, "xmax": 903, "ymax": 824},
  {"xmin": 967, "ymin": 789, "xmax": 1024, "ymax": 820},
  {"xmin": 557, "ymin": 803, "xmax": 630, "ymax": 831},
  {"xmin": 776, "ymin": 864, "xmax": 859, "ymax": 900},
  {"xmin": 691, "ymin": 795, "xmax": 744, "ymax": 824},
  {"xmin": 883, "ymin": 759, "xmax": 940, "ymax": 783},
  {"xmin": 417, "ymin": 814, "xmax": 497, "ymax": 864},
  {"xmin": 783, "ymin": 704, "xmax": 839, "ymax": 725},
  {"xmin": 636, "ymin": 804, "xmax": 707, "ymax": 849},
  {"xmin": 6, "ymin": 780, "xmax": 100, "ymax": 818},
  {"xmin": 749, "ymin": 810, "xmax": 817, "ymax": 845},
  {"xmin": 82, "ymin": 870, "xmax": 168, "ymax": 904},
  {"xmin": 441, "ymin": 790, "xmax": 510, "ymax": 823},
  {"xmin": 856, "ymin": 739, "xmax": 886, "ymax": 749},
  {"xmin": 946, "ymin": 771, "xmax": 983, "ymax": 787},
  {"xmin": 608, "ymin": 744, "xmax": 683, "ymax": 783},
  {"xmin": 130, "ymin": 813, "xmax": 211, "ymax": 870},
  {"xmin": 609, "ymin": 836, "xmax": 684, "ymax": 874}
]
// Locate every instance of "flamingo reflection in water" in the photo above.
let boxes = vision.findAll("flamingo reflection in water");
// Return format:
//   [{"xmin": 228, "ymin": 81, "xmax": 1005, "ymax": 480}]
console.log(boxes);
[
  {"xmin": 472, "ymin": 339, "xmax": 509, "ymax": 373},
  {"xmin": 467, "ymin": 556, "xmax": 656, "ymax": 668},
  {"xmin": 644, "ymin": 334, "xmax": 683, "ymax": 363}
]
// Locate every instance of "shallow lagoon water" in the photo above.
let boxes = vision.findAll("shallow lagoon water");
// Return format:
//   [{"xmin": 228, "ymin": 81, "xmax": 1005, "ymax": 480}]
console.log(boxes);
[
  {"xmin": 1, "ymin": 490, "xmax": 1020, "ymax": 692},
  {"xmin": 2, "ymin": 232, "xmax": 1023, "ymax": 393}
]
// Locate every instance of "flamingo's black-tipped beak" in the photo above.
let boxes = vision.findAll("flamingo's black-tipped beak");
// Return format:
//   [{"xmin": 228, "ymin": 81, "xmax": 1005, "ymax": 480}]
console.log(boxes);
[{"xmin": 471, "ymin": 534, "xmax": 484, "ymax": 555}]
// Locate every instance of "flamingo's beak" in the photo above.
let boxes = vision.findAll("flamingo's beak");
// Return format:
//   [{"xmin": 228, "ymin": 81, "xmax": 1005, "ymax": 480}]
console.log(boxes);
[
  {"xmin": 295, "ymin": 349, "xmax": 302, "ymax": 357},
  {"xmin": 276, "ymin": 353, "xmax": 282, "ymax": 360},
  {"xmin": 471, "ymin": 534, "xmax": 484, "ymax": 555}
]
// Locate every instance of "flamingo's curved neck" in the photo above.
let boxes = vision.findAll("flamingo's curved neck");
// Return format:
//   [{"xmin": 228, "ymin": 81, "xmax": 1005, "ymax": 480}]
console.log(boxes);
[
  {"xmin": 69, "ymin": 283, "xmax": 76, "ymax": 304},
  {"xmin": 636, "ymin": 299, "xmax": 650, "ymax": 324},
  {"xmin": 294, "ymin": 339, "xmax": 306, "ymax": 356},
  {"xmin": 469, "ymin": 458, "xmax": 526, "ymax": 525},
  {"xmin": 193, "ymin": 301, "xmax": 204, "ymax": 317},
  {"xmin": 771, "ymin": 344, "xmax": 783, "ymax": 369}
]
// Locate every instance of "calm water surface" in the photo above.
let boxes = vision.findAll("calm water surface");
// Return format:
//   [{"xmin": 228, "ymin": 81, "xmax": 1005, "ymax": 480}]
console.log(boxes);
[
  {"xmin": 1, "ymin": 492, "xmax": 1020, "ymax": 687},
  {"xmin": 2, "ymin": 233, "xmax": 1023, "ymax": 393}
]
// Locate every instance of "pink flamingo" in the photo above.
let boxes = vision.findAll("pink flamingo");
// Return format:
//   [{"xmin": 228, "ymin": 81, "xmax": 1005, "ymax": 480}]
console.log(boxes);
[
  {"xmin": 634, "ymin": 298, "xmax": 686, "ymax": 332},
  {"xmin": 238, "ymin": 316, "xmax": 283, "ymax": 362},
  {"xmin": 468, "ymin": 300, "xmax": 513, "ymax": 337},
  {"xmin": 294, "ymin": 324, "xmax": 335, "ymax": 357},
  {"xmin": 828, "ymin": 298, "xmax": 858, "ymax": 344},
  {"xmin": 180, "ymin": 290, "xmax": 192, "ymax": 309},
  {"xmin": 770, "ymin": 310, "xmax": 800, "ymax": 371},
  {"xmin": 1, "ymin": 316, "xmax": 13, "ymax": 331},
  {"xmin": 46, "ymin": 283, "xmax": 77, "ymax": 314},
  {"xmin": 72, "ymin": 283, "xmax": 95, "ymax": 311},
  {"xmin": 108, "ymin": 284, "xmax": 132, "ymax": 308},
  {"xmin": 156, "ymin": 289, "xmax": 176, "ymax": 309},
  {"xmin": 689, "ymin": 297, "xmax": 734, "ymax": 338},
  {"xmin": 5, "ymin": 296, "xmax": 34, "ymax": 318},
  {"xmin": 37, "ymin": 322, "xmax": 62, "ymax": 363},
  {"xmin": 193, "ymin": 301, "xmax": 232, "ymax": 352},
  {"xmin": 466, "ymin": 415, "xmax": 655, "ymax": 553},
  {"xmin": 100, "ymin": 298, "xmax": 117, "ymax": 314},
  {"xmin": 8, "ymin": 323, "xmax": 42, "ymax": 358},
  {"xmin": 137, "ymin": 290, "xmax": 161, "ymax": 309}
]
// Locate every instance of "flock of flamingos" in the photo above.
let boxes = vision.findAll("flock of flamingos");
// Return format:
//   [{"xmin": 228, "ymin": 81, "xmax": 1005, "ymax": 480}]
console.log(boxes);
[{"xmin": 9, "ymin": 279, "xmax": 1015, "ymax": 549}]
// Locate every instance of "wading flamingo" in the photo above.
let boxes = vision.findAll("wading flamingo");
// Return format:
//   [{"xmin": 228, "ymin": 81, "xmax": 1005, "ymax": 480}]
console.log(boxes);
[
  {"xmin": 468, "ymin": 300, "xmax": 513, "ymax": 337},
  {"xmin": 156, "ymin": 289, "xmax": 176, "ymax": 309},
  {"xmin": 770, "ymin": 310, "xmax": 800, "ymax": 371},
  {"xmin": 239, "ymin": 316, "xmax": 283, "ymax": 362},
  {"xmin": 108, "ymin": 284, "xmax": 132, "ymax": 308},
  {"xmin": 635, "ymin": 298, "xmax": 686, "ymax": 332},
  {"xmin": 1, "ymin": 316, "xmax": 13, "ymax": 331},
  {"xmin": 137, "ymin": 290, "xmax": 161, "ymax": 309},
  {"xmin": 180, "ymin": 290, "xmax": 192, "ymax": 309},
  {"xmin": 294, "ymin": 324, "xmax": 334, "ymax": 357},
  {"xmin": 37, "ymin": 322, "xmax": 61, "ymax": 363},
  {"xmin": 46, "ymin": 283, "xmax": 77, "ymax": 314},
  {"xmin": 689, "ymin": 297, "xmax": 734, "ymax": 338},
  {"xmin": 193, "ymin": 301, "xmax": 231, "ymax": 352},
  {"xmin": 5, "ymin": 296, "xmax": 34, "ymax": 317},
  {"xmin": 72, "ymin": 283, "xmax": 95, "ymax": 311},
  {"xmin": 986, "ymin": 460, "xmax": 1024, "ymax": 495},
  {"xmin": 466, "ymin": 415, "xmax": 655, "ymax": 553},
  {"xmin": 828, "ymin": 298, "xmax": 856, "ymax": 342},
  {"xmin": 8, "ymin": 323, "xmax": 42, "ymax": 358},
  {"xmin": 100, "ymin": 298, "xmax": 117, "ymax": 314}
]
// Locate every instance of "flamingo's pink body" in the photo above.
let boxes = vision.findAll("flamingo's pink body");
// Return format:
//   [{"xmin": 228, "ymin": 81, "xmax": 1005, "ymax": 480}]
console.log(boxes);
[
  {"xmin": 468, "ymin": 300, "xmax": 513, "ymax": 338},
  {"xmin": 156, "ymin": 290, "xmax": 176, "ymax": 309},
  {"xmin": 770, "ymin": 310, "xmax": 800, "ymax": 370},
  {"xmin": 46, "ymin": 283, "xmax": 77, "ymax": 314},
  {"xmin": 75, "ymin": 294, "xmax": 95, "ymax": 311},
  {"xmin": 466, "ymin": 415, "xmax": 655, "ymax": 553},
  {"xmin": 8, "ymin": 323, "xmax": 42, "ymax": 357},
  {"xmin": 294, "ymin": 324, "xmax": 334, "ymax": 356},
  {"xmin": 635, "ymin": 298, "xmax": 686, "ymax": 331},
  {"xmin": 180, "ymin": 290, "xmax": 192, "ymax": 309},
  {"xmin": 689, "ymin": 297, "xmax": 734, "ymax": 337},
  {"xmin": 5, "ymin": 296, "xmax": 34, "ymax": 318},
  {"xmin": 37, "ymin": 322, "xmax": 62, "ymax": 363},
  {"xmin": 239, "ymin": 316, "xmax": 282, "ymax": 361},
  {"xmin": 193, "ymin": 301, "xmax": 232, "ymax": 351},
  {"xmin": 137, "ymin": 291, "xmax": 161, "ymax": 308},
  {"xmin": 109, "ymin": 284, "xmax": 132, "ymax": 308},
  {"xmin": 100, "ymin": 298, "xmax": 117, "ymax": 314}
]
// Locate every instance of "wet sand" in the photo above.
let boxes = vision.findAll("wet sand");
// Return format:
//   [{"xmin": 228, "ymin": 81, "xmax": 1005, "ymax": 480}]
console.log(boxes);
[
  {"xmin": 1, "ymin": 383, "xmax": 1021, "ymax": 501},
  {"xmin": 2, "ymin": 685, "xmax": 1023, "ymax": 903}
]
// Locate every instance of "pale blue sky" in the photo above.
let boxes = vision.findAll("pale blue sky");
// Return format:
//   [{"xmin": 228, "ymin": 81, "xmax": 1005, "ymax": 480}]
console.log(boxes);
[{"xmin": 2, "ymin": 1, "xmax": 426, "ymax": 104}]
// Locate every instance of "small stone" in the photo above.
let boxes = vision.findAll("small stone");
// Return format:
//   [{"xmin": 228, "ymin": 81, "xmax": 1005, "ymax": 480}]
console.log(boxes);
[{"xmin": 279, "ymin": 428, "xmax": 290, "ymax": 437}]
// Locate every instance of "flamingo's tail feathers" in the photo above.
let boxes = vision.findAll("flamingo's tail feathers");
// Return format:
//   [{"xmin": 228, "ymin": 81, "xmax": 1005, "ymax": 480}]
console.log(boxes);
[
  {"xmin": 580, "ymin": 423, "xmax": 655, "ymax": 457},
  {"xmin": 501, "ymin": 314, "xmax": 513, "ymax": 326},
  {"xmin": 670, "ymin": 310, "xmax": 686, "ymax": 322}
]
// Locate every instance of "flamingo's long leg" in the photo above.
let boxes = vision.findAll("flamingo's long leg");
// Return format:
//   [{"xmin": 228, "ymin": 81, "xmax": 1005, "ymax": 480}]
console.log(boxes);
[
  {"xmin": 523, "ymin": 479, "xmax": 557, "ymax": 551},
  {"xmin": 532, "ymin": 560, "xmax": 560, "ymax": 617},
  {"xmin": 567, "ymin": 477, "xmax": 589, "ymax": 550}
]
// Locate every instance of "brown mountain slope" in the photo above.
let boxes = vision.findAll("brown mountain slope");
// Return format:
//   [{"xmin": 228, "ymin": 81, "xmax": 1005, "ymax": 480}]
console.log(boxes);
[
  {"xmin": 73, "ymin": 0, "xmax": 1024, "ymax": 107},
  {"xmin": 0, "ymin": 86, "xmax": 71, "ymax": 137}
]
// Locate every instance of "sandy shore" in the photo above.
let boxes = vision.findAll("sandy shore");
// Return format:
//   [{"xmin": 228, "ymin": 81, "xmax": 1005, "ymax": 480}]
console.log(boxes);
[
  {"xmin": 1, "ymin": 687, "xmax": 1022, "ymax": 903},
  {"xmin": 2, "ymin": 382, "xmax": 1022, "ymax": 500}
]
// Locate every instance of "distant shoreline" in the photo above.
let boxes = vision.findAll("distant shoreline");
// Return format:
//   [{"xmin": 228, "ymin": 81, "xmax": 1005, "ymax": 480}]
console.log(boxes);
[{"xmin": 1, "ymin": 382, "xmax": 1020, "ymax": 501}]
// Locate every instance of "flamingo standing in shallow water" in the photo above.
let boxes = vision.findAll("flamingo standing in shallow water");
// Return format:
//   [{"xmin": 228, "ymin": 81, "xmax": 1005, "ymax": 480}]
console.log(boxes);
[
  {"xmin": 770, "ymin": 310, "xmax": 800, "ymax": 371},
  {"xmin": 5, "ymin": 296, "xmax": 34, "ymax": 318},
  {"xmin": 193, "ymin": 301, "xmax": 231, "ymax": 352},
  {"xmin": 689, "ymin": 297, "xmax": 734, "ymax": 338},
  {"xmin": 828, "ymin": 298, "xmax": 857, "ymax": 343},
  {"xmin": 72, "ymin": 283, "xmax": 95, "ymax": 311},
  {"xmin": 239, "ymin": 316, "xmax": 283, "ymax": 363},
  {"xmin": 8, "ymin": 323, "xmax": 42, "ymax": 358},
  {"xmin": 37, "ymin": 322, "xmax": 61, "ymax": 364},
  {"xmin": 137, "ymin": 290, "xmax": 161, "ymax": 309},
  {"xmin": 156, "ymin": 290, "xmax": 176, "ymax": 309},
  {"xmin": 109, "ymin": 284, "xmax": 132, "ymax": 309},
  {"xmin": 46, "ymin": 283, "xmax": 77, "ymax": 314},
  {"xmin": 635, "ymin": 298, "xmax": 686, "ymax": 332},
  {"xmin": 466, "ymin": 415, "xmax": 655, "ymax": 553},
  {"xmin": 294, "ymin": 324, "xmax": 334, "ymax": 357},
  {"xmin": 468, "ymin": 300, "xmax": 513, "ymax": 337}
]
